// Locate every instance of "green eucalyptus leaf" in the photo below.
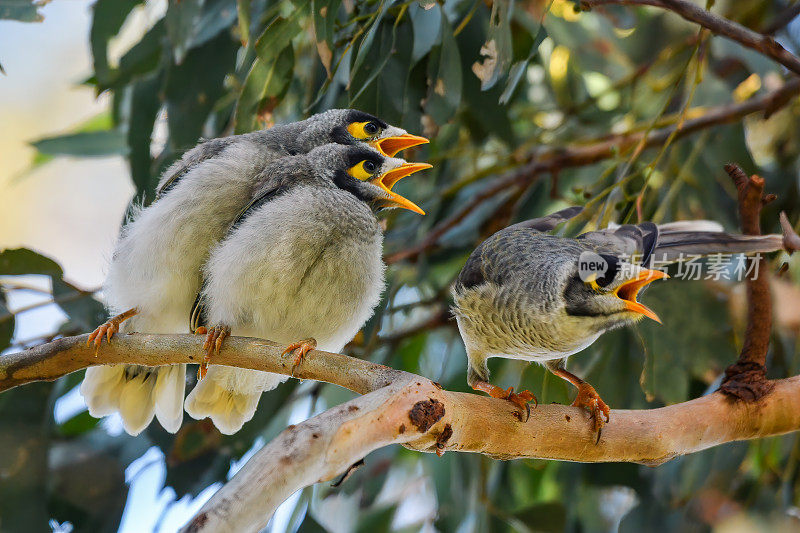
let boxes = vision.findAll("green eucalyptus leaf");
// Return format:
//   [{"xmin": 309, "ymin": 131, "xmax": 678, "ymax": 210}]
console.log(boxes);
[
  {"xmin": 235, "ymin": 43, "xmax": 295, "ymax": 133},
  {"xmin": 238, "ymin": 0, "xmax": 252, "ymax": 45},
  {"xmin": 410, "ymin": 2, "xmax": 441, "ymax": 63},
  {"xmin": 233, "ymin": 1, "xmax": 309, "ymax": 133},
  {"xmin": 349, "ymin": 0, "xmax": 395, "ymax": 80},
  {"xmin": 0, "ymin": 248, "xmax": 63, "ymax": 277},
  {"xmin": 0, "ymin": 0, "xmax": 43, "ymax": 21},
  {"xmin": 90, "ymin": 0, "xmax": 143, "ymax": 86},
  {"xmin": 311, "ymin": 0, "xmax": 341, "ymax": 77},
  {"xmin": 472, "ymin": 0, "xmax": 513, "ymax": 91},
  {"xmin": 31, "ymin": 130, "xmax": 128, "ymax": 158},
  {"xmin": 165, "ymin": 31, "xmax": 238, "ymax": 149},
  {"xmin": 127, "ymin": 74, "xmax": 163, "ymax": 199},
  {"xmin": 423, "ymin": 7, "xmax": 461, "ymax": 125},
  {"xmin": 165, "ymin": 0, "xmax": 204, "ymax": 64},
  {"xmin": 103, "ymin": 19, "xmax": 166, "ymax": 90}
]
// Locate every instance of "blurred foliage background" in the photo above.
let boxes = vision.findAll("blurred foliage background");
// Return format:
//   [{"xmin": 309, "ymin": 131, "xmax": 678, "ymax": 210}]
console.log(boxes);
[{"xmin": 2, "ymin": 0, "xmax": 800, "ymax": 531}]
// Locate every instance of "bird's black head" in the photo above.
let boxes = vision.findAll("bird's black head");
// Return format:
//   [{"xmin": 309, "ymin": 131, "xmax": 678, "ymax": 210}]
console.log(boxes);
[
  {"xmin": 562, "ymin": 249, "xmax": 667, "ymax": 332},
  {"xmin": 293, "ymin": 109, "xmax": 429, "ymax": 157},
  {"xmin": 306, "ymin": 143, "xmax": 430, "ymax": 215}
]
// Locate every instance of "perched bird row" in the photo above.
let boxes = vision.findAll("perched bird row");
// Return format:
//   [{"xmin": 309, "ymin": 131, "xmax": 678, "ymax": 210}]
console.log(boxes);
[
  {"xmin": 82, "ymin": 109, "xmax": 430, "ymax": 435},
  {"xmin": 82, "ymin": 108, "xmax": 791, "ymax": 439}
]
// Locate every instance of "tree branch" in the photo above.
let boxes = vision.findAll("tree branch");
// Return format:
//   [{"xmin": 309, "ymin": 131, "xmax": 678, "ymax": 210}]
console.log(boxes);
[
  {"xmin": 386, "ymin": 78, "xmax": 800, "ymax": 264},
  {"xmin": 718, "ymin": 164, "xmax": 775, "ymax": 399},
  {"xmin": 578, "ymin": 0, "xmax": 800, "ymax": 75},
  {"xmin": 3, "ymin": 331, "xmax": 800, "ymax": 533}
]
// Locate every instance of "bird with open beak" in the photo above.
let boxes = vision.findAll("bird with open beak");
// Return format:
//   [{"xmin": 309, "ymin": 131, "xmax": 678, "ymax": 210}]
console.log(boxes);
[
  {"xmin": 452, "ymin": 206, "xmax": 788, "ymax": 436},
  {"xmin": 183, "ymin": 144, "xmax": 430, "ymax": 434},
  {"xmin": 81, "ymin": 110, "xmax": 428, "ymax": 436}
]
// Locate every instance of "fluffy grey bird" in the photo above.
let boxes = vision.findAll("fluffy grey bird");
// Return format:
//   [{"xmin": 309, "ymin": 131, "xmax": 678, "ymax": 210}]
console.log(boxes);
[
  {"xmin": 452, "ymin": 206, "xmax": 787, "ymax": 432},
  {"xmin": 81, "ymin": 110, "xmax": 427, "ymax": 436},
  {"xmin": 183, "ymin": 143, "xmax": 430, "ymax": 434}
]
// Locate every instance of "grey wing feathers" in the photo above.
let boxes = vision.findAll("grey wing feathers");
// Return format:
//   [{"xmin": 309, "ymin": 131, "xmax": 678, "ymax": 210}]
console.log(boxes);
[
  {"xmin": 506, "ymin": 206, "xmax": 584, "ymax": 232},
  {"xmin": 456, "ymin": 244, "xmax": 487, "ymax": 291},
  {"xmin": 156, "ymin": 137, "xmax": 235, "ymax": 198},
  {"xmin": 577, "ymin": 220, "xmax": 784, "ymax": 266},
  {"xmin": 577, "ymin": 222, "xmax": 659, "ymax": 265},
  {"xmin": 228, "ymin": 157, "xmax": 308, "ymax": 230},
  {"xmin": 186, "ymin": 157, "xmax": 307, "ymax": 332},
  {"xmin": 189, "ymin": 291, "xmax": 207, "ymax": 332}
]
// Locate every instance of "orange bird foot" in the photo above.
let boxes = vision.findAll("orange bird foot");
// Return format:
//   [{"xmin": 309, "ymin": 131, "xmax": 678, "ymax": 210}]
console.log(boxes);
[
  {"xmin": 472, "ymin": 381, "xmax": 537, "ymax": 422},
  {"xmin": 281, "ymin": 338, "xmax": 317, "ymax": 376},
  {"xmin": 572, "ymin": 383, "xmax": 611, "ymax": 441},
  {"xmin": 86, "ymin": 307, "xmax": 138, "ymax": 355},
  {"xmin": 199, "ymin": 325, "xmax": 230, "ymax": 380}
]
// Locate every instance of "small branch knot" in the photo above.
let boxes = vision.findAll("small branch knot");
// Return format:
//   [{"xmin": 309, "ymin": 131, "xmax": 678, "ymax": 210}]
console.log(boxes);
[{"xmin": 719, "ymin": 362, "xmax": 774, "ymax": 401}]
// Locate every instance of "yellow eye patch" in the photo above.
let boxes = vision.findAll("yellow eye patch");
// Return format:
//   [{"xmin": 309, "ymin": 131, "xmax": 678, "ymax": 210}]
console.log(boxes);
[
  {"xmin": 347, "ymin": 160, "xmax": 378, "ymax": 181},
  {"xmin": 347, "ymin": 121, "xmax": 381, "ymax": 139},
  {"xmin": 583, "ymin": 274, "xmax": 602, "ymax": 292}
]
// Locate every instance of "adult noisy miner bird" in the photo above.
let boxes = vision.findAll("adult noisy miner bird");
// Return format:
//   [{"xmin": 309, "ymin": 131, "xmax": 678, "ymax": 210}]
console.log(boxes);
[
  {"xmin": 183, "ymin": 143, "xmax": 430, "ymax": 434},
  {"xmin": 452, "ymin": 206, "xmax": 788, "ymax": 434},
  {"xmin": 81, "ymin": 110, "xmax": 428, "ymax": 436}
]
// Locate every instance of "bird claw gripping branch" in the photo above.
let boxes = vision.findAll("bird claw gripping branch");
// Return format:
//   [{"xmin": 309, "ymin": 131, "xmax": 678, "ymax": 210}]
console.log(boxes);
[
  {"xmin": 571, "ymin": 382, "xmax": 611, "ymax": 441},
  {"xmin": 472, "ymin": 381, "xmax": 538, "ymax": 422},
  {"xmin": 199, "ymin": 325, "xmax": 230, "ymax": 380},
  {"xmin": 281, "ymin": 338, "xmax": 317, "ymax": 377},
  {"xmin": 86, "ymin": 308, "xmax": 139, "ymax": 355}
]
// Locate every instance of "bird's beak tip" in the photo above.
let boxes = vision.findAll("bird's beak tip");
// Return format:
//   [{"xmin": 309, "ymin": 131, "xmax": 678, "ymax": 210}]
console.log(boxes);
[
  {"xmin": 615, "ymin": 268, "xmax": 668, "ymax": 324},
  {"xmin": 372, "ymin": 134, "xmax": 430, "ymax": 157},
  {"xmin": 373, "ymin": 161, "xmax": 431, "ymax": 215}
]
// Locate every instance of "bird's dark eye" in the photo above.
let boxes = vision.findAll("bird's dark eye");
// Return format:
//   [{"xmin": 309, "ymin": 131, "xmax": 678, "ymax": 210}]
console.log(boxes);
[
  {"xmin": 364, "ymin": 121, "xmax": 379, "ymax": 135},
  {"xmin": 347, "ymin": 159, "xmax": 378, "ymax": 180},
  {"xmin": 593, "ymin": 254, "xmax": 620, "ymax": 288},
  {"xmin": 347, "ymin": 121, "xmax": 382, "ymax": 140}
]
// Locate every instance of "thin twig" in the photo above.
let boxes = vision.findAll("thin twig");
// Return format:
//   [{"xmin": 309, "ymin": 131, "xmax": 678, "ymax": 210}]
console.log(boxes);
[
  {"xmin": 385, "ymin": 78, "xmax": 800, "ymax": 264},
  {"xmin": 579, "ymin": 0, "xmax": 800, "ymax": 75},
  {"xmin": 762, "ymin": 3, "xmax": 800, "ymax": 35}
]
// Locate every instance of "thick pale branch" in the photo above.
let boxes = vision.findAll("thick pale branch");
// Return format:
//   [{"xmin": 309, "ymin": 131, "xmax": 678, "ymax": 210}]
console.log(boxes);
[
  {"xmin": 4, "ymin": 333, "xmax": 800, "ymax": 532},
  {"xmin": 4, "ymin": 333, "xmax": 800, "ymax": 465},
  {"xmin": 182, "ymin": 373, "xmax": 800, "ymax": 533},
  {"xmin": 579, "ymin": 0, "xmax": 800, "ymax": 75}
]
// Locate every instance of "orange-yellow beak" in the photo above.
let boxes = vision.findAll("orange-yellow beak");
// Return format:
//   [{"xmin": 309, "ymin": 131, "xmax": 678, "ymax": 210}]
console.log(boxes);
[
  {"xmin": 370, "ymin": 134, "xmax": 429, "ymax": 157},
  {"xmin": 370, "ymin": 162, "xmax": 432, "ymax": 215},
  {"xmin": 614, "ymin": 268, "xmax": 669, "ymax": 324}
]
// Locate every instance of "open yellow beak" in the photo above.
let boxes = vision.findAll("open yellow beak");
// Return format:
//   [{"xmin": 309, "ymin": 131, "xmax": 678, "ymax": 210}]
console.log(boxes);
[
  {"xmin": 370, "ymin": 134, "xmax": 429, "ymax": 157},
  {"xmin": 614, "ymin": 268, "xmax": 669, "ymax": 324},
  {"xmin": 370, "ymin": 162, "xmax": 432, "ymax": 215}
]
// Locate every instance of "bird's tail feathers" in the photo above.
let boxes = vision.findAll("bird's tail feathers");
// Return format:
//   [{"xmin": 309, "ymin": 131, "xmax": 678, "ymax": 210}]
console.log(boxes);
[
  {"xmin": 81, "ymin": 364, "xmax": 185, "ymax": 436},
  {"xmin": 651, "ymin": 231, "xmax": 784, "ymax": 263},
  {"xmin": 184, "ymin": 367, "xmax": 286, "ymax": 435},
  {"xmin": 153, "ymin": 364, "xmax": 186, "ymax": 433}
]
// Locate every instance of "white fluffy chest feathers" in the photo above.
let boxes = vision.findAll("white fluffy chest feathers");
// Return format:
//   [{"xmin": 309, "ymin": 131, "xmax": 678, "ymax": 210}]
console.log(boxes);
[{"xmin": 202, "ymin": 185, "xmax": 386, "ymax": 350}]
